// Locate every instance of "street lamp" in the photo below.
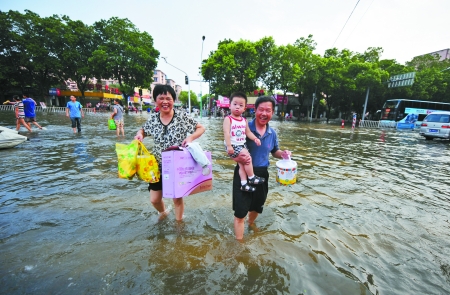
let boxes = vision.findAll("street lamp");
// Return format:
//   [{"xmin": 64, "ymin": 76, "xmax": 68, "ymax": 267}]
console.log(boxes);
[
  {"xmin": 199, "ymin": 35, "xmax": 205, "ymax": 117},
  {"xmin": 161, "ymin": 57, "xmax": 191, "ymax": 114}
]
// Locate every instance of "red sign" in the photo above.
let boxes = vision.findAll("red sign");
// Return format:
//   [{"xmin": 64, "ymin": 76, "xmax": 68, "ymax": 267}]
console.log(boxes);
[
  {"xmin": 276, "ymin": 94, "xmax": 288, "ymax": 105},
  {"xmin": 216, "ymin": 96, "xmax": 230, "ymax": 108}
]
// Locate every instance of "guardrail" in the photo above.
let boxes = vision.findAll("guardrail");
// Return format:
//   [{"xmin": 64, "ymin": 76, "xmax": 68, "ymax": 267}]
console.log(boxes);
[
  {"xmin": 358, "ymin": 120, "xmax": 397, "ymax": 128},
  {"xmin": 0, "ymin": 105, "xmax": 95, "ymax": 113}
]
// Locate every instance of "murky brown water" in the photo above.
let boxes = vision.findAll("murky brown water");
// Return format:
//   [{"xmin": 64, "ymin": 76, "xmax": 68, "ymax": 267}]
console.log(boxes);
[{"xmin": 1, "ymin": 110, "xmax": 450, "ymax": 295}]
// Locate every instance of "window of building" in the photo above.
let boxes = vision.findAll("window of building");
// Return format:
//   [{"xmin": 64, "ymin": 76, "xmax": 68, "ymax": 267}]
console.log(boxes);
[{"xmin": 154, "ymin": 77, "xmax": 158, "ymax": 82}]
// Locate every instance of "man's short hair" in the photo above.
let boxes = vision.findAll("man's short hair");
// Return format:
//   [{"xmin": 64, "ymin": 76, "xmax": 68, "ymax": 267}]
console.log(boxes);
[{"xmin": 255, "ymin": 95, "xmax": 276, "ymax": 110}]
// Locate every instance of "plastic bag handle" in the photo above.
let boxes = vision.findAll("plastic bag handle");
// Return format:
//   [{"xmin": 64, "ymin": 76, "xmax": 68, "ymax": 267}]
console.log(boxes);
[{"xmin": 137, "ymin": 140, "xmax": 150, "ymax": 156}]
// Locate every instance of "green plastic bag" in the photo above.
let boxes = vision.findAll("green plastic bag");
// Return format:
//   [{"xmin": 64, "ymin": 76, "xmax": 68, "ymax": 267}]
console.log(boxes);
[
  {"xmin": 116, "ymin": 140, "xmax": 139, "ymax": 179},
  {"xmin": 108, "ymin": 119, "xmax": 117, "ymax": 130}
]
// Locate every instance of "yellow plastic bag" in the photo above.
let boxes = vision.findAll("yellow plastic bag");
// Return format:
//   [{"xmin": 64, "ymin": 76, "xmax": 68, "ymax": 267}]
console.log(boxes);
[
  {"xmin": 136, "ymin": 141, "xmax": 160, "ymax": 183},
  {"xmin": 116, "ymin": 140, "xmax": 139, "ymax": 179}
]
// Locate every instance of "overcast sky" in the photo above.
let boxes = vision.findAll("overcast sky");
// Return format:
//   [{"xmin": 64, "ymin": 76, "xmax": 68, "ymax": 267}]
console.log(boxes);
[{"xmin": 2, "ymin": 0, "xmax": 449, "ymax": 96}]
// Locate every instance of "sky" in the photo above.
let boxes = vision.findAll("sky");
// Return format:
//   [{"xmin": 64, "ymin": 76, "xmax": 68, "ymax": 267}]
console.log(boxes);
[{"xmin": 1, "ymin": 0, "xmax": 449, "ymax": 97}]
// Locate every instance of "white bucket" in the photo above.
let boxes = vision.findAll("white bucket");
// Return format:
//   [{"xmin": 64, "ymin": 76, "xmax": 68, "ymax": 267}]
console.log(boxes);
[{"xmin": 276, "ymin": 158, "xmax": 297, "ymax": 185}]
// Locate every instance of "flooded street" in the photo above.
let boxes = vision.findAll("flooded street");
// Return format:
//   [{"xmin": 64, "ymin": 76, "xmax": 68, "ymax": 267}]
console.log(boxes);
[{"xmin": 1, "ymin": 110, "xmax": 450, "ymax": 295}]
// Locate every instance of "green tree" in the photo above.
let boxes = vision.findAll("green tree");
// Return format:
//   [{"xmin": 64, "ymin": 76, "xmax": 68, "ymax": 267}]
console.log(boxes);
[
  {"xmin": 54, "ymin": 15, "xmax": 98, "ymax": 104},
  {"xmin": 0, "ymin": 10, "xmax": 17, "ymax": 99},
  {"xmin": 407, "ymin": 54, "xmax": 450, "ymax": 102},
  {"xmin": 200, "ymin": 93, "xmax": 210, "ymax": 108},
  {"xmin": 178, "ymin": 90, "xmax": 198, "ymax": 108},
  {"xmin": 347, "ymin": 49, "xmax": 389, "ymax": 118},
  {"xmin": 202, "ymin": 39, "xmax": 258, "ymax": 96},
  {"xmin": 271, "ymin": 44, "xmax": 303, "ymax": 115},
  {"xmin": 378, "ymin": 59, "xmax": 412, "ymax": 108},
  {"xmin": 318, "ymin": 48, "xmax": 355, "ymax": 119},
  {"xmin": 254, "ymin": 36, "xmax": 278, "ymax": 93},
  {"xmin": 0, "ymin": 10, "xmax": 62, "ymax": 99},
  {"xmin": 291, "ymin": 35, "xmax": 320, "ymax": 119},
  {"xmin": 91, "ymin": 17, "xmax": 159, "ymax": 98}
]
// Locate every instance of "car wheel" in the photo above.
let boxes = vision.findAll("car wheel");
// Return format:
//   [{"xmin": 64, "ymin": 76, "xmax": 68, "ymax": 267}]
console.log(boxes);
[{"xmin": 425, "ymin": 137, "xmax": 433, "ymax": 140}]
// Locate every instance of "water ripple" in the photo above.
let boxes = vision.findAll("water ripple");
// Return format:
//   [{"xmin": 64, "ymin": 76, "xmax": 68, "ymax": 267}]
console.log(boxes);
[{"xmin": 1, "ymin": 112, "xmax": 450, "ymax": 294}]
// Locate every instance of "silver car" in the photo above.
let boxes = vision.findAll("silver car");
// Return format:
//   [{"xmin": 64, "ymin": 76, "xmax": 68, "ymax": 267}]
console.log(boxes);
[{"xmin": 419, "ymin": 111, "xmax": 450, "ymax": 140}]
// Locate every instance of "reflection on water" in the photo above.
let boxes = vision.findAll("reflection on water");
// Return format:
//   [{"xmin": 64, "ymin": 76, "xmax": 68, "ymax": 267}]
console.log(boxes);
[{"xmin": 1, "ymin": 111, "xmax": 450, "ymax": 294}]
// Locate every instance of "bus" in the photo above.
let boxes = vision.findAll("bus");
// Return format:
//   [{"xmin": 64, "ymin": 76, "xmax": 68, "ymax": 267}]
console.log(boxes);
[{"xmin": 380, "ymin": 99, "xmax": 450, "ymax": 124}]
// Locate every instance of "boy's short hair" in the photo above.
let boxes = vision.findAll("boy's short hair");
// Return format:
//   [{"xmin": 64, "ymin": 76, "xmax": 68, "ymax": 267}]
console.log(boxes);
[
  {"xmin": 153, "ymin": 84, "xmax": 176, "ymax": 100},
  {"xmin": 229, "ymin": 91, "xmax": 248, "ymax": 104}
]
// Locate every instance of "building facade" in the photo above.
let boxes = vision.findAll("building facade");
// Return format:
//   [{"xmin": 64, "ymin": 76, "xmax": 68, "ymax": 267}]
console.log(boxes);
[
  {"xmin": 150, "ymin": 70, "xmax": 182, "ymax": 101},
  {"xmin": 415, "ymin": 48, "xmax": 450, "ymax": 61}
]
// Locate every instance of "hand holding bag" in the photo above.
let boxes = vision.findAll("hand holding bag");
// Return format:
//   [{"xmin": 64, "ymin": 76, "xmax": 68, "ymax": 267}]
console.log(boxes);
[
  {"xmin": 108, "ymin": 119, "xmax": 117, "ymax": 130},
  {"xmin": 115, "ymin": 140, "xmax": 139, "ymax": 179},
  {"xmin": 136, "ymin": 141, "xmax": 160, "ymax": 183}
]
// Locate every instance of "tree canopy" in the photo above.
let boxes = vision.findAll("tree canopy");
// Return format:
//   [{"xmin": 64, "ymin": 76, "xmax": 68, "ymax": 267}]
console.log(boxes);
[
  {"xmin": 0, "ymin": 10, "xmax": 159, "ymax": 102},
  {"xmin": 202, "ymin": 36, "xmax": 450, "ymax": 119}
]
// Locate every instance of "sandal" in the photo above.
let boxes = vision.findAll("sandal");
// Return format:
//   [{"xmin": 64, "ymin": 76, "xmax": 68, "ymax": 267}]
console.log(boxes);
[
  {"xmin": 248, "ymin": 175, "xmax": 265, "ymax": 185},
  {"xmin": 240, "ymin": 184, "xmax": 256, "ymax": 192}
]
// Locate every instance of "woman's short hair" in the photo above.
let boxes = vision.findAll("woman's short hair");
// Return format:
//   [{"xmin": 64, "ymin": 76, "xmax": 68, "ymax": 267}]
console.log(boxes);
[{"xmin": 153, "ymin": 84, "xmax": 176, "ymax": 100}]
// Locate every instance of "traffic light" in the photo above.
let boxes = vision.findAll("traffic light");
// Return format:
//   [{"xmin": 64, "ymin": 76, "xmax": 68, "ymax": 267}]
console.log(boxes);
[
  {"xmin": 138, "ymin": 89, "xmax": 142, "ymax": 96},
  {"xmin": 185, "ymin": 76, "xmax": 189, "ymax": 85}
]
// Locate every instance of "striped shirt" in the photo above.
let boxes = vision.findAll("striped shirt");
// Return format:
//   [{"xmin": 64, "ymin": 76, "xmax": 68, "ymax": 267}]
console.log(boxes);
[{"xmin": 14, "ymin": 102, "xmax": 25, "ymax": 116}]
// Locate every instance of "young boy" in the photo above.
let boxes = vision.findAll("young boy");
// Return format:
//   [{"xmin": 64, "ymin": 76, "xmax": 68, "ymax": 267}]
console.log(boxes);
[{"xmin": 223, "ymin": 92, "xmax": 265, "ymax": 192}]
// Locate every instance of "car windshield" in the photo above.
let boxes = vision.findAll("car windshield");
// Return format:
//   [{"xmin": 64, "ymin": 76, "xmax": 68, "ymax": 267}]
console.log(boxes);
[{"xmin": 424, "ymin": 114, "xmax": 450, "ymax": 123}]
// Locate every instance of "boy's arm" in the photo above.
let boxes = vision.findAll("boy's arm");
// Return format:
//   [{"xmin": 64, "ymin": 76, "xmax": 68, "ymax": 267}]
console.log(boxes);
[
  {"xmin": 245, "ymin": 122, "xmax": 257, "ymax": 141},
  {"xmin": 245, "ymin": 121, "xmax": 260, "ymax": 145},
  {"xmin": 223, "ymin": 117, "xmax": 232, "ymax": 147}
]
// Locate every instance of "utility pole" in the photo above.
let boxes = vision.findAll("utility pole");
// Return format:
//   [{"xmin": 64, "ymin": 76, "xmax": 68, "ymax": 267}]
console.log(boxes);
[
  {"xmin": 162, "ymin": 57, "xmax": 190, "ymax": 114},
  {"xmin": 310, "ymin": 85, "xmax": 317, "ymax": 122}
]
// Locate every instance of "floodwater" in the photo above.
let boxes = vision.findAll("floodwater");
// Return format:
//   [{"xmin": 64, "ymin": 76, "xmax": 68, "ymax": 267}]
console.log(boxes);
[{"xmin": 1, "ymin": 110, "xmax": 450, "ymax": 295}]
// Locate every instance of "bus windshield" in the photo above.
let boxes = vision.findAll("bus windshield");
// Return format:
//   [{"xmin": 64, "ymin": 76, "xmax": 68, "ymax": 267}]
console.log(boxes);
[{"xmin": 380, "ymin": 100, "xmax": 400, "ymax": 121}]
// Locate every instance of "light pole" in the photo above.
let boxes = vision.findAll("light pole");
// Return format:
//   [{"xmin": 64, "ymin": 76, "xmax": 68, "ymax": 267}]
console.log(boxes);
[
  {"xmin": 199, "ymin": 35, "xmax": 205, "ymax": 117},
  {"xmin": 310, "ymin": 85, "xmax": 317, "ymax": 122},
  {"xmin": 161, "ymin": 57, "xmax": 191, "ymax": 114},
  {"xmin": 362, "ymin": 86, "xmax": 370, "ymax": 122}
]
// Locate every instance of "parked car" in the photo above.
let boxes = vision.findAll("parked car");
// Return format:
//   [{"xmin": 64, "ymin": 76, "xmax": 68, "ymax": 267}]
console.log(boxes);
[{"xmin": 419, "ymin": 111, "xmax": 450, "ymax": 140}]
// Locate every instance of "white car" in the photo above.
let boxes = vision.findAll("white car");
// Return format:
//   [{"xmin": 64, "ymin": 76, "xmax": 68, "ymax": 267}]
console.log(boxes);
[{"xmin": 419, "ymin": 111, "xmax": 450, "ymax": 140}]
